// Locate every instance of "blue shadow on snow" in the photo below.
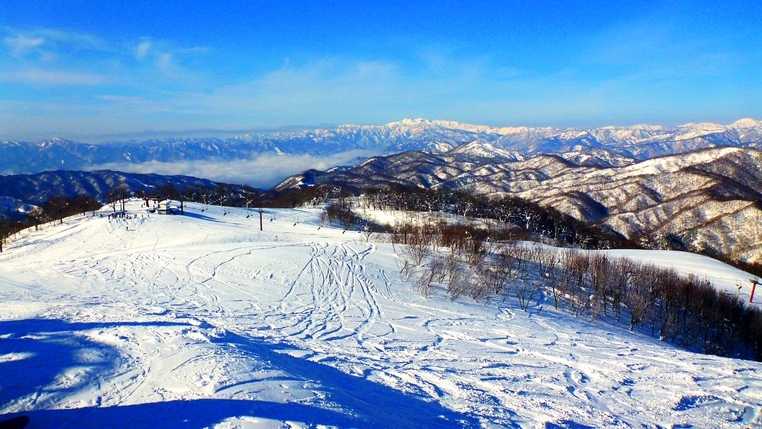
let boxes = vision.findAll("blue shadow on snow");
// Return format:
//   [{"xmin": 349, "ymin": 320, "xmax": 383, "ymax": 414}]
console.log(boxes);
[
  {"xmin": 177, "ymin": 211, "xmax": 222, "ymax": 223},
  {"xmin": 208, "ymin": 330, "xmax": 482, "ymax": 429},
  {"xmin": 0, "ymin": 318, "xmax": 482, "ymax": 428}
]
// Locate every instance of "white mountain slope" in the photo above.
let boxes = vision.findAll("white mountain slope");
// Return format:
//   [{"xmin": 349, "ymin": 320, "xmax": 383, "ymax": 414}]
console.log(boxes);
[
  {"xmin": 448, "ymin": 141, "xmax": 525, "ymax": 161},
  {"xmin": 0, "ymin": 201, "xmax": 761, "ymax": 428},
  {"xmin": 504, "ymin": 148, "xmax": 762, "ymax": 261},
  {"xmin": 416, "ymin": 117, "xmax": 762, "ymax": 158}
]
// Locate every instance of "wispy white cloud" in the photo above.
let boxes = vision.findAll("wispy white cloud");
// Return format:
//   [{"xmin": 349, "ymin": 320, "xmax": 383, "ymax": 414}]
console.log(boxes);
[
  {"xmin": 0, "ymin": 28, "xmax": 211, "ymax": 98},
  {"xmin": 136, "ymin": 40, "xmax": 151, "ymax": 59},
  {"xmin": 2, "ymin": 19, "xmax": 759, "ymax": 141},
  {"xmin": 33, "ymin": 28, "xmax": 108, "ymax": 51},
  {"xmin": 0, "ymin": 69, "xmax": 108, "ymax": 85},
  {"xmin": 4, "ymin": 35, "xmax": 45, "ymax": 57},
  {"xmin": 0, "ymin": 28, "xmax": 116, "ymax": 89},
  {"xmin": 168, "ymin": 54, "xmax": 562, "ymax": 127},
  {"xmin": 2, "ymin": 27, "xmax": 109, "ymax": 58},
  {"xmin": 156, "ymin": 53, "xmax": 173, "ymax": 71},
  {"xmin": 581, "ymin": 17, "xmax": 739, "ymax": 79},
  {"xmin": 356, "ymin": 60, "xmax": 395, "ymax": 76},
  {"xmin": 128, "ymin": 37, "xmax": 208, "ymax": 85}
]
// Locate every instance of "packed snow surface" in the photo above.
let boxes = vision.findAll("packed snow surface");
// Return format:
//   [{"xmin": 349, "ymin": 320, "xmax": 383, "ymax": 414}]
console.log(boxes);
[{"xmin": 1, "ymin": 201, "xmax": 761, "ymax": 428}]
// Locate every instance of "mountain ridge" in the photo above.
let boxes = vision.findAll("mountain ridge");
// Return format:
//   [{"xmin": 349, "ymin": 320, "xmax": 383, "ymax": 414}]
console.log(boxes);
[
  {"xmin": 275, "ymin": 146, "xmax": 762, "ymax": 263},
  {"xmin": 0, "ymin": 170, "xmax": 253, "ymax": 219},
  {"xmin": 3, "ymin": 118, "xmax": 762, "ymax": 179}
]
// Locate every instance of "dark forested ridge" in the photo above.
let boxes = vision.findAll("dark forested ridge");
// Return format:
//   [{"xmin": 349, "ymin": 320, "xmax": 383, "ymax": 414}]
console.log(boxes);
[{"xmin": 0, "ymin": 170, "xmax": 261, "ymax": 219}]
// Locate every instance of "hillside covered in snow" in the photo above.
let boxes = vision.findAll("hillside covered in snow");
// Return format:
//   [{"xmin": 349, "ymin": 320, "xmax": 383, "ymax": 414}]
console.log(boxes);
[
  {"xmin": 276, "ymin": 147, "xmax": 762, "ymax": 264},
  {"xmin": 1, "ymin": 201, "xmax": 761, "ymax": 428}
]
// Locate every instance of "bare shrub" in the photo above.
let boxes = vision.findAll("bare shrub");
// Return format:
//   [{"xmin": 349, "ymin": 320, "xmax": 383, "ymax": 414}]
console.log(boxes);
[
  {"xmin": 394, "ymin": 226, "xmax": 434, "ymax": 280},
  {"xmin": 465, "ymin": 234, "xmax": 489, "ymax": 266},
  {"xmin": 446, "ymin": 260, "xmax": 472, "ymax": 300},
  {"xmin": 554, "ymin": 249, "xmax": 579, "ymax": 310},
  {"xmin": 414, "ymin": 266, "xmax": 436, "ymax": 298},
  {"xmin": 564, "ymin": 250, "xmax": 591, "ymax": 317}
]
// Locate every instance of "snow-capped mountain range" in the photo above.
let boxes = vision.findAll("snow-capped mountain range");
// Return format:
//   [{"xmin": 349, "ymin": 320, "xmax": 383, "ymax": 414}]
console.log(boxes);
[{"xmin": 2, "ymin": 118, "xmax": 762, "ymax": 176}]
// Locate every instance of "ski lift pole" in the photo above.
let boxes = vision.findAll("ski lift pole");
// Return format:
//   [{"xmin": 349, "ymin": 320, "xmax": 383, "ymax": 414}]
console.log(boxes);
[{"xmin": 751, "ymin": 279, "xmax": 759, "ymax": 303}]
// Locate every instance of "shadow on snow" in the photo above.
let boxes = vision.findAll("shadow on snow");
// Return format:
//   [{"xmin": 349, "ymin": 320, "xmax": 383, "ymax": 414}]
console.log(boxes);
[
  {"xmin": 6, "ymin": 399, "xmax": 361, "ymax": 428},
  {"xmin": 178, "ymin": 211, "xmax": 223, "ymax": 223},
  {"xmin": 0, "ymin": 318, "xmax": 483, "ymax": 428},
  {"xmin": 209, "ymin": 330, "xmax": 483, "ymax": 428},
  {"xmin": 0, "ymin": 319, "xmax": 194, "ymax": 424}
]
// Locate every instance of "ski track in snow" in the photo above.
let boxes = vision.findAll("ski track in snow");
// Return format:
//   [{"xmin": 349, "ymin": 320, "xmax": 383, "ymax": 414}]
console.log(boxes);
[{"xmin": 0, "ymin": 201, "xmax": 761, "ymax": 428}]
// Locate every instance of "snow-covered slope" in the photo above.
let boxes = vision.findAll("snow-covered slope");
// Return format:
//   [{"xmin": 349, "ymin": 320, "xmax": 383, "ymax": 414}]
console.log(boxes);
[
  {"xmin": 448, "ymin": 141, "xmax": 524, "ymax": 161},
  {"xmin": 0, "ymin": 201, "xmax": 760, "ymax": 428}
]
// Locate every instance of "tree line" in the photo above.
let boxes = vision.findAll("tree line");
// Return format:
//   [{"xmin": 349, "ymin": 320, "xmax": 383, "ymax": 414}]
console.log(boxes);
[
  {"xmin": 297, "ymin": 185, "xmax": 762, "ymax": 361},
  {"xmin": 304, "ymin": 184, "xmax": 762, "ymax": 301},
  {"xmin": 349, "ymin": 185, "xmax": 635, "ymax": 250},
  {"xmin": 386, "ymin": 219, "xmax": 762, "ymax": 361}
]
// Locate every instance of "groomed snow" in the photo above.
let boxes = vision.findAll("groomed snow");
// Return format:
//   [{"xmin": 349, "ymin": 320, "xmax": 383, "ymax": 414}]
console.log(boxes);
[{"xmin": 0, "ymin": 201, "xmax": 760, "ymax": 428}]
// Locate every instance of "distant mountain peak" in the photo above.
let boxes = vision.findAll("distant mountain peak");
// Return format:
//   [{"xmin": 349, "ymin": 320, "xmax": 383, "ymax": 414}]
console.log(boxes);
[
  {"xmin": 386, "ymin": 118, "xmax": 433, "ymax": 127},
  {"xmin": 676, "ymin": 122, "xmax": 728, "ymax": 133},
  {"xmin": 731, "ymin": 118, "xmax": 762, "ymax": 129},
  {"xmin": 627, "ymin": 124, "xmax": 665, "ymax": 131}
]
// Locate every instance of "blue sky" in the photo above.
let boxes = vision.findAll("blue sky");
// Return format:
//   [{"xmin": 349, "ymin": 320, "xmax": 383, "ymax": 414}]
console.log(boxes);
[{"xmin": 1, "ymin": 0, "xmax": 761, "ymax": 141}]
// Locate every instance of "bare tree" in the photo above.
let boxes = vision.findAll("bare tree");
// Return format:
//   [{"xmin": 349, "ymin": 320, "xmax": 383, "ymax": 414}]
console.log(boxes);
[
  {"xmin": 566, "ymin": 250, "xmax": 591, "ymax": 317},
  {"xmin": 108, "ymin": 185, "xmax": 130, "ymax": 212},
  {"xmin": 414, "ymin": 264, "xmax": 437, "ymax": 298},
  {"xmin": 610, "ymin": 257, "xmax": 636, "ymax": 323},
  {"xmin": 626, "ymin": 263, "xmax": 657, "ymax": 330},
  {"xmin": 588, "ymin": 252, "xmax": 613, "ymax": 319}
]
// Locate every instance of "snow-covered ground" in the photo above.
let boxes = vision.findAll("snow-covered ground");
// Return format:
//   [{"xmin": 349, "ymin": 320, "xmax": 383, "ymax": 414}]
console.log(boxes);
[{"xmin": 0, "ymin": 201, "xmax": 761, "ymax": 428}]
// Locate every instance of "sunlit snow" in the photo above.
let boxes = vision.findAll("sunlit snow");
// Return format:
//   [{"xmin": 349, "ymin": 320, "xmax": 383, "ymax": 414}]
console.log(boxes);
[{"xmin": 0, "ymin": 201, "xmax": 760, "ymax": 428}]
